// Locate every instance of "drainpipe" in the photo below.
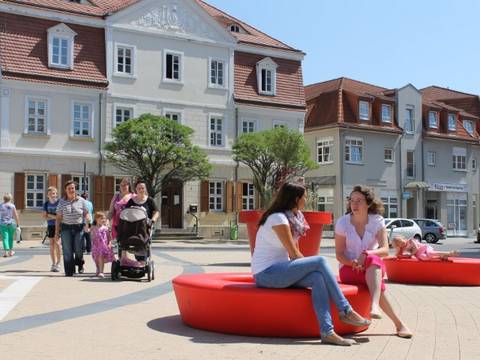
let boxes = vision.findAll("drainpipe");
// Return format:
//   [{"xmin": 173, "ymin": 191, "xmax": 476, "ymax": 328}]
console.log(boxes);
[
  {"xmin": 98, "ymin": 92, "xmax": 104, "ymax": 175},
  {"xmin": 339, "ymin": 127, "xmax": 345, "ymax": 215},
  {"xmin": 234, "ymin": 107, "xmax": 239, "ymax": 224}
]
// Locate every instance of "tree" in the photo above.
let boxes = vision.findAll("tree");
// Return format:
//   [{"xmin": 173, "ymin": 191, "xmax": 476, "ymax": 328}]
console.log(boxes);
[
  {"xmin": 233, "ymin": 126, "xmax": 317, "ymax": 208},
  {"xmin": 104, "ymin": 113, "xmax": 211, "ymax": 198}
]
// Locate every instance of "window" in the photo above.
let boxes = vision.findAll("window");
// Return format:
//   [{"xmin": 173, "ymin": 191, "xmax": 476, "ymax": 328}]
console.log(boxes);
[
  {"xmin": 452, "ymin": 147, "xmax": 466, "ymax": 170},
  {"xmin": 317, "ymin": 138, "xmax": 334, "ymax": 164},
  {"xmin": 26, "ymin": 174, "xmax": 45, "ymax": 208},
  {"xmin": 115, "ymin": 107, "xmax": 132, "ymax": 127},
  {"xmin": 164, "ymin": 51, "xmax": 183, "ymax": 82},
  {"xmin": 406, "ymin": 151, "xmax": 415, "ymax": 177},
  {"xmin": 115, "ymin": 45, "xmax": 135, "ymax": 76},
  {"xmin": 72, "ymin": 176, "xmax": 89, "ymax": 194},
  {"xmin": 345, "ymin": 138, "xmax": 363, "ymax": 163},
  {"xmin": 242, "ymin": 183, "xmax": 255, "ymax": 210},
  {"xmin": 72, "ymin": 102, "xmax": 92, "ymax": 137},
  {"xmin": 428, "ymin": 111, "xmax": 438, "ymax": 128},
  {"xmin": 463, "ymin": 120, "xmax": 474, "ymax": 136},
  {"xmin": 26, "ymin": 98, "xmax": 48, "ymax": 134},
  {"xmin": 381, "ymin": 196, "xmax": 398, "ymax": 218},
  {"xmin": 273, "ymin": 121, "xmax": 287, "ymax": 128},
  {"xmin": 209, "ymin": 116, "xmax": 224, "ymax": 147},
  {"xmin": 384, "ymin": 147, "xmax": 393, "ymax": 162},
  {"xmin": 229, "ymin": 24, "xmax": 240, "ymax": 33},
  {"xmin": 473, "ymin": 159, "xmax": 477, "ymax": 171},
  {"xmin": 241, "ymin": 120, "xmax": 256, "ymax": 133},
  {"xmin": 165, "ymin": 111, "xmax": 181, "ymax": 123},
  {"xmin": 359, "ymin": 101, "xmax": 369, "ymax": 121},
  {"xmin": 427, "ymin": 151, "xmax": 436, "ymax": 166},
  {"xmin": 256, "ymin": 58, "xmax": 277, "ymax": 96},
  {"xmin": 448, "ymin": 113, "xmax": 456, "ymax": 131},
  {"xmin": 209, "ymin": 181, "xmax": 223, "ymax": 211},
  {"xmin": 381, "ymin": 104, "xmax": 392, "ymax": 123},
  {"xmin": 47, "ymin": 24, "xmax": 76, "ymax": 69},
  {"xmin": 209, "ymin": 59, "xmax": 225, "ymax": 87},
  {"xmin": 405, "ymin": 107, "xmax": 414, "ymax": 133}
]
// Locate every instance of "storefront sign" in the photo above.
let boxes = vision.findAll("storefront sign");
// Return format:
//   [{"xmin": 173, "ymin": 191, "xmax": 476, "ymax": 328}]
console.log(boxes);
[
  {"xmin": 428, "ymin": 182, "xmax": 468, "ymax": 192},
  {"xmin": 402, "ymin": 191, "xmax": 412, "ymax": 199}
]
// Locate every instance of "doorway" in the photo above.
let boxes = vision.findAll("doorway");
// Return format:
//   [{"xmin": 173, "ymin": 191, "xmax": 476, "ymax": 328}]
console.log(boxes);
[{"xmin": 161, "ymin": 181, "xmax": 183, "ymax": 228}]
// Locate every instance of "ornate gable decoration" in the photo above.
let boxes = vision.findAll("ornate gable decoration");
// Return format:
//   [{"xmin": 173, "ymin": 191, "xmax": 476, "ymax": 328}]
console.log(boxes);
[
  {"xmin": 129, "ymin": 1, "xmax": 219, "ymax": 41},
  {"xmin": 47, "ymin": 23, "xmax": 77, "ymax": 37}
]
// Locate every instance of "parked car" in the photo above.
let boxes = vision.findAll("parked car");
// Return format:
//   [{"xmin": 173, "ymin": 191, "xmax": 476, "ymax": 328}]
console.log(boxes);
[
  {"xmin": 384, "ymin": 218, "xmax": 423, "ymax": 244},
  {"xmin": 412, "ymin": 218, "xmax": 446, "ymax": 244}
]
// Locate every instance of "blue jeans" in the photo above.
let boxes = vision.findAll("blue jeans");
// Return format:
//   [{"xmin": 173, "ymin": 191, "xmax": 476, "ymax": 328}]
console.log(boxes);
[
  {"xmin": 254, "ymin": 256, "xmax": 352, "ymax": 336},
  {"xmin": 61, "ymin": 224, "xmax": 84, "ymax": 276}
]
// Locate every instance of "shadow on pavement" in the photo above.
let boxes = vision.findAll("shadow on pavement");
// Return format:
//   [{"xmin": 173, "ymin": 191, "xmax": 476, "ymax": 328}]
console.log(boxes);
[
  {"xmin": 204, "ymin": 262, "xmax": 251, "ymax": 267},
  {"xmin": 146, "ymin": 315, "xmax": 366, "ymax": 345}
]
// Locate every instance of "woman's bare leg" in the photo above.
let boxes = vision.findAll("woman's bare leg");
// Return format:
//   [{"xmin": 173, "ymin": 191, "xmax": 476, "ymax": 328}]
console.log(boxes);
[{"xmin": 365, "ymin": 265, "xmax": 382, "ymax": 317}]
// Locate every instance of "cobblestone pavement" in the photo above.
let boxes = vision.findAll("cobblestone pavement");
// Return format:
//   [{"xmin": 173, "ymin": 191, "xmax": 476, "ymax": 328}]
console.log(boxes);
[{"xmin": 0, "ymin": 239, "xmax": 480, "ymax": 360}]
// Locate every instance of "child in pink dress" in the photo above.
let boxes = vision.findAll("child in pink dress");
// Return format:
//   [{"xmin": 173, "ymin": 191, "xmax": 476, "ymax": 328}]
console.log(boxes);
[
  {"xmin": 91, "ymin": 212, "xmax": 115, "ymax": 278},
  {"xmin": 392, "ymin": 236, "xmax": 458, "ymax": 261}
]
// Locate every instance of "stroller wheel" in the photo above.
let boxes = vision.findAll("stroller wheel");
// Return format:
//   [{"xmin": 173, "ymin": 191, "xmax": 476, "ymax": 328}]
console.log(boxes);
[
  {"xmin": 111, "ymin": 261, "xmax": 117, "ymax": 281},
  {"xmin": 151, "ymin": 261, "xmax": 155, "ymax": 281},
  {"xmin": 146, "ymin": 264, "xmax": 151, "ymax": 282}
]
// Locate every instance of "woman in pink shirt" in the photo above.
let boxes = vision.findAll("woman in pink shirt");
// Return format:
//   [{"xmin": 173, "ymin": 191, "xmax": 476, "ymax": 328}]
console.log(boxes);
[{"xmin": 108, "ymin": 177, "xmax": 133, "ymax": 241}]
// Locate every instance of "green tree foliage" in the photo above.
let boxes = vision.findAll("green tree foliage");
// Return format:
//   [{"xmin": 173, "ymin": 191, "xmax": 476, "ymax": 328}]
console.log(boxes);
[
  {"xmin": 104, "ymin": 114, "xmax": 211, "ymax": 198},
  {"xmin": 233, "ymin": 126, "xmax": 317, "ymax": 208}
]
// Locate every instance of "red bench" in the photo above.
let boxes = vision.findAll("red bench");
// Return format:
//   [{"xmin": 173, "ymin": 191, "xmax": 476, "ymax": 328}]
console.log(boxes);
[
  {"xmin": 173, "ymin": 272, "xmax": 370, "ymax": 337},
  {"xmin": 384, "ymin": 257, "xmax": 480, "ymax": 286}
]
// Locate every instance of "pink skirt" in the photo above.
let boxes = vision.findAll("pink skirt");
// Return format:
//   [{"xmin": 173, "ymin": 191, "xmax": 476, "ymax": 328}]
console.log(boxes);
[{"xmin": 339, "ymin": 254, "xmax": 386, "ymax": 291}]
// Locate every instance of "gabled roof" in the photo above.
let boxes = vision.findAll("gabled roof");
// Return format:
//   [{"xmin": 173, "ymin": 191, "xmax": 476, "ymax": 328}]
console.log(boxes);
[
  {"xmin": 421, "ymin": 85, "xmax": 480, "ymax": 118},
  {"xmin": 195, "ymin": 0, "xmax": 303, "ymax": 53},
  {"xmin": 3, "ymin": 0, "xmax": 139, "ymax": 17},
  {"xmin": 305, "ymin": 77, "xmax": 388, "ymax": 101},
  {"xmin": 0, "ymin": 12, "xmax": 107, "ymax": 88},
  {"xmin": 305, "ymin": 77, "xmax": 401, "ymax": 132}
]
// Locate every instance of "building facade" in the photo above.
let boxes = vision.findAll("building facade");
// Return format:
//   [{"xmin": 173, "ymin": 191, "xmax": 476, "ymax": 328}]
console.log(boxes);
[
  {"xmin": 0, "ymin": 0, "xmax": 306, "ymax": 238},
  {"xmin": 304, "ymin": 78, "xmax": 480, "ymax": 236}
]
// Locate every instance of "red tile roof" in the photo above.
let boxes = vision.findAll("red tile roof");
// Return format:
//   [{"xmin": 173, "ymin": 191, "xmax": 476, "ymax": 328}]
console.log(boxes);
[
  {"xmin": 0, "ymin": 12, "xmax": 107, "ymax": 88},
  {"xmin": 421, "ymin": 85, "xmax": 480, "ymax": 119},
  {"xmin": 234, "ymin": 52, "xmax": 305, "ymax": 110},
  {"xmin": 3, "ymin": 0, "xmax": 139, "ymax": 17},
  {"xmin": 305, "ymin": 77, "xmax": 401, "ymax": 132},
  {"xmin": 195, "ymin": 0, "xmax": 302, "ymax": 53}
]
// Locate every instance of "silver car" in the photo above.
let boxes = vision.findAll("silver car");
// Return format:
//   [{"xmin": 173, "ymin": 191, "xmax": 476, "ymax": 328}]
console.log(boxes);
[{"xmin": 384, "ymin": 218, "xmax": 423, "ymax": 244}]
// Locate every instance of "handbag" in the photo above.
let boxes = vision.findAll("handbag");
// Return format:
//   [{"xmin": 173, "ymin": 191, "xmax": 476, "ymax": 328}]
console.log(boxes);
[{"xmin": 15, "ymin": 226, "xmax": 22, "ymax": 244}]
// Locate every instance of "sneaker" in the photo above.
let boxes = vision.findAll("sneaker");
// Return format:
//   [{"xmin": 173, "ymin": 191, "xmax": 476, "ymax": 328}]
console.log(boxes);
[
  {"xmin": 98, "ymin": 273, "xmax": 105, "ymax": 278},
  {"xmin": 53, "ymin": 265, "xmax": 60, "ymax": 272},
  {"xmin": 78, "ymin": 266, "xmax": 84, "ymax": 274},
  {"xmin": 50, "ymin": 264, "xmax": 56, "ymax": 272}
]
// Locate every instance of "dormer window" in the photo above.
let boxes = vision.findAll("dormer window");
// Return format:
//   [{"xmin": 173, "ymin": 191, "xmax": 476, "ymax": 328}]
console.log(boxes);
[
  {"xmin": 47, "ymin": 23, "xmax": 76, "ymax": 70},
  {"xmin": 359, "ymin": 101, "xmax": 369, "ymax": 120},
  {"xmin": 381, "ymin": 104, "xmax": 392, "ymax": 123},
  {"xmin": 256, "ymin": 57, "xmax": 277, "ymax": 96},
  {"xmin": 230, "ymin": 24, "xmax": 240, "ymax": 33},
  {"xmin": 447, "ymin": 113, "xmax": 456, "ymax": 131},
  {"xmin": 463, "ymin": 120, "xmax": 474, "ymax": 136},
  {"xmin": 428, "ymin": 111, "xmax": 438, "ymax": 129}
]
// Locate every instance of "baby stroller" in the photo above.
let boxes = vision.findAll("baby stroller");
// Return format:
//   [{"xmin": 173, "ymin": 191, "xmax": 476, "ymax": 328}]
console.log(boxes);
[{"xmin": 111, "ymin": 206, "xmax": 155, "ymax": 282}]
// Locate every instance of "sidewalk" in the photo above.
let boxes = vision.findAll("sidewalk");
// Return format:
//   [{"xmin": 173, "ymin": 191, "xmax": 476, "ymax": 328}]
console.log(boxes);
[{"xmin": 1, "ymin": 239, "xmax": 480, "ymax": 359}]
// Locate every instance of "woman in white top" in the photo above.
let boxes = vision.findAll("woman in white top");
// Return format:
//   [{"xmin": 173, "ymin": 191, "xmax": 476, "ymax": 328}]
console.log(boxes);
[
  {"xmin": 252, "ymin": 182, "xmax": 370, "ymax": 346},
  {"xmin": 335, "ymin": 185, "xmax": 412, "ymax": 338}
]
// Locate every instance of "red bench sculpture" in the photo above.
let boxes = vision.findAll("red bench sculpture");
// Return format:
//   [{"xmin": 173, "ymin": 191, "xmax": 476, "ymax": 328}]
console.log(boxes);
[
  {"xmin": 173, "ymin": 272, "xmax": 370, "ymax": 337},
  {"xmin": 384, "ymin": 257, "xmax": 480, "ymax": 286}
]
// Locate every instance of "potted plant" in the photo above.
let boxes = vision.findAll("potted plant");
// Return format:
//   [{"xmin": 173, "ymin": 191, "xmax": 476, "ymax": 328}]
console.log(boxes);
[{"xmin": 233, "ymin": 127, "xmax": 332, "ymax": 256}]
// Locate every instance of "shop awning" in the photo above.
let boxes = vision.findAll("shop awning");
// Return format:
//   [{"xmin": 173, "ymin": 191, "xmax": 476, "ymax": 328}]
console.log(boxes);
[{"xmin": 404, "ymin": 181, "xmax": 429, "ymax": 189}]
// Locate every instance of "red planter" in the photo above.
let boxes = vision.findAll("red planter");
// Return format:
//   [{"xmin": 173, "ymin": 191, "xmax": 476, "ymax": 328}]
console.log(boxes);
[{"xmin": 239, "ymin": 210, "xmax": 333, "ymax": 256}]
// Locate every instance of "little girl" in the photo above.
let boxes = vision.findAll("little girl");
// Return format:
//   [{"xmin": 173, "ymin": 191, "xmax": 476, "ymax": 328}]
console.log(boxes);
[
  {"xmin": 392, "ymin": 236, "xmax": 459, "ymax": 261},
  {"xmin": 91, "ymin": 212, "xmax": 115, "ymax": 278}
]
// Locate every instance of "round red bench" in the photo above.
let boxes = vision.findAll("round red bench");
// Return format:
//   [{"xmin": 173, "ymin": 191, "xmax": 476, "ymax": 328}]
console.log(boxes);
[
  {"xmin": 384, "ymin": 257, "xmax": 480, "ymax": 286},
  {"xmin": 172, "ymin": 272, "xmax": 371, "ymax": 337}
]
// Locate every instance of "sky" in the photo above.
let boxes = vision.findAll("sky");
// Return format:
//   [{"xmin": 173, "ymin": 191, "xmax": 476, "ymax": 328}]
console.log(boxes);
[{"xmin": 206, "ymin": 0, "xmax": 480, "ymax": 94}]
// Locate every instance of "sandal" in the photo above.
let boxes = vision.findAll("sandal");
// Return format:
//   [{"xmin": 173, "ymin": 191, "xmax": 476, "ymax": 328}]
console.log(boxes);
[
  {"xmin": 339, "ymin": 311, "xmax": 371, "ymax": 327},
  {"xmin": 397, "ymin": 326, "xmax": 413, "ymax": 338},
  {"xmin": 321, "ymin": 333, "xmax": 356, "ymax": 346}
]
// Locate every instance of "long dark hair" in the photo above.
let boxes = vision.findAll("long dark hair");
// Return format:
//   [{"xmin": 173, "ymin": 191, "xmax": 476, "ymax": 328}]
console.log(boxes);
[
  {"xmin": 346, "ymin": 185, "xmax": 384, "ymax": 215},
  {"xmin": 258, "ymin": 182, "xmax": 306, "ymax": 226}
]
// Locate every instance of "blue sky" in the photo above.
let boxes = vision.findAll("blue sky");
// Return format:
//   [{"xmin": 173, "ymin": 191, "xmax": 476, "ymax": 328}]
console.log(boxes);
[{"xmin": 207, "ymin": 0, "xmax": 480, "ymax": 94}]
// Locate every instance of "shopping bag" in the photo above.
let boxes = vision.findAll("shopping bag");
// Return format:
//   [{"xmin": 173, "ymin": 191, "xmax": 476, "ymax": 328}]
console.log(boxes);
[{"xmin": 15, "ymin": 226, "xmax": 22, "ymax": 244}]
